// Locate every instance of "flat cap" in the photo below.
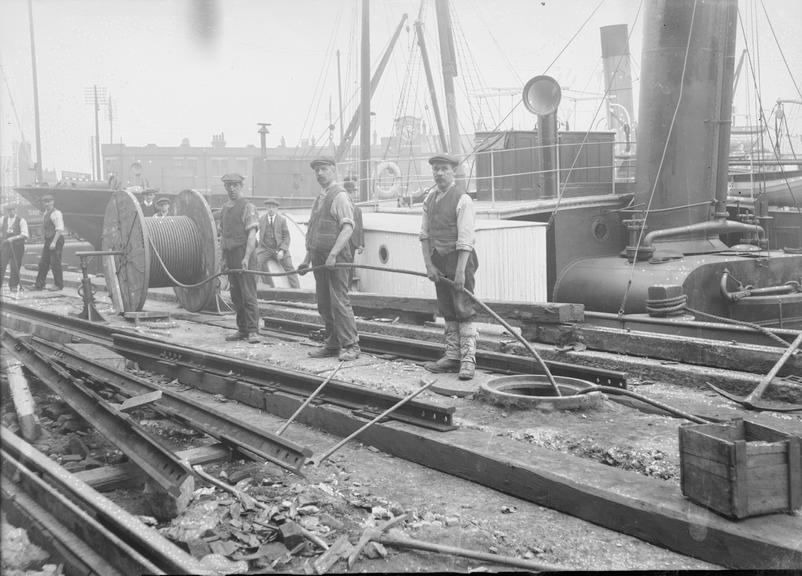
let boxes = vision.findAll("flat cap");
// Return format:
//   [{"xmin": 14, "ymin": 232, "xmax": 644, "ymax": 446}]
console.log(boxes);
[
  {"xmin": 221, "ymin": 173, "xmax": 244, "ymax": 184},
  {"xmin": 156, "ymin": 197, "xmax": 171, "ymax": 206},
  {"xmin": 263, "ymin": 198, "xmax": 280, "ymax": 206},
  {"xmin": 144, "ymin": 188, "xmax": 158, "ymax": 195},
  {"xmin": 309, "ymin": 155, "xmax": 336, "ymax": 169},
  {"xmin": 428, "ymin": 154, "xmax": 460, "ymax": 167},
  {"xmin": 41, "ymin": 194, "xmax": 54, "ymax": 202}
]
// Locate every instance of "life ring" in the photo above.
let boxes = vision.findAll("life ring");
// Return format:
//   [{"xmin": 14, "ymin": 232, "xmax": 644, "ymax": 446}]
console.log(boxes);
[{"xmin": 374, "ymin": 161, "xmax": 402, "ymax": 199}]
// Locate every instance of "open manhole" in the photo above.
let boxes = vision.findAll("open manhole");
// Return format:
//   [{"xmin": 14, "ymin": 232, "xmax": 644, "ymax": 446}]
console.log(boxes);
[{"xmin": 479, "ymin": 375, "xmax": 602, "ymax": 410}]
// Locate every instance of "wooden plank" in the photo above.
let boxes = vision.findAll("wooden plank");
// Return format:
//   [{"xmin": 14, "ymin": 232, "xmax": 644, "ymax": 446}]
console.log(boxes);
[
  {"xmin": 140, "ymin": 365, "xmax": 802, "ymax": 569},
  {"xmin": 524, "ymin": 324, "xmax": 802, "ymax": 377},
  {"xmin": 102, "ymin": 254, "xmax": 124, "ymax": 315},
  {"xmin": 788, "ymin": 436, "xmax": 801, "ymax": 511},
  {"xmin": 680, "ymin": 452, "xmax": 730, "ymax": 478},
  {"xmin": 680, "ymin": 462, "xmax": 733, "ymax": 515},
  {"xmin": 258, "ymin": 287, "xmax": 584, "ymax": 325},
  {"xmin": 117, "ymin": 390, "xmax": 163, "ymax": 412},
  {"xmin": 745, "ymin": 420, "xmax": 792, "ymax": 443},
  {"xmin": 679, "ymin": 428, "xmax": 734, "ymax": 464},
  {"xmin": 732, "ymin": 441, "xmax": 748, "ymax": 518},
  {"xmin": 75, "ymin": 444, "xmax": 231, "ymax": 491},
  {"xmin": 747, "ymin": 465, "xmax": 790, "ymax": 516},
  {"xmin": 747, "ymin": 451, "xmax": 789, "ymax": 468},
  {"xmin": 5, "ymin": 361, "xmax": 41, "ymax": 441}
]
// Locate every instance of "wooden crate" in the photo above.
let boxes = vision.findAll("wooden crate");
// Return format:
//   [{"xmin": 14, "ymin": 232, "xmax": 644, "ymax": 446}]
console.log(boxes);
[{"xmin": 679, "ymin": 418, "xmax": 802, "ymax": 519}]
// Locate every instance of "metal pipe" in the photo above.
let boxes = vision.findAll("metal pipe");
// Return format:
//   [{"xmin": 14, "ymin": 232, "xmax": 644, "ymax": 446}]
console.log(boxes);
[{"xmin": 640, "ymin": 218, "xmax": 766, "ymax": 251}]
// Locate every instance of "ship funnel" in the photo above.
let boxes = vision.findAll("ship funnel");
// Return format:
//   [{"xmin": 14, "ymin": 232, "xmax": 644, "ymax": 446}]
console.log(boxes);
[
  {"xmin": 523, "ymin": 75, "xmax": 561, "ymax": 198},
  {"xmin": 634, "ymin": 0, "xmax": 738, "ymax": 254}
]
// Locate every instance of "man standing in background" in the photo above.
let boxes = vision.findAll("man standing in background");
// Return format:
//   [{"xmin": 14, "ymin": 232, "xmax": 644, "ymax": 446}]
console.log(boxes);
[
  {"xmin": 33, "ymin": 194, "xmax": 65, "ymax": 292},
  {"xmin": 256, "ymin": 198, "xmax": 300, "ymax": 288},
  {"xmin": 0, "ymin": 204, "xmax": 29, "ymax": 292}
]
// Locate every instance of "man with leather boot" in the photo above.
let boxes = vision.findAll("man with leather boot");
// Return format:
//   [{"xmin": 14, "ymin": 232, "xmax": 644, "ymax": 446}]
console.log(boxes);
[
  {"xmin": 219, "ymin": 173, "xmax": 260, "ymax": 344},
  {"xmin": 298, "ymin": 156, "xmax": 361, "ymax": 362},
  {"xmin": 420, "ymin": 154, "xmax": 478, "ymax": 380},
  {"xmin": 33, "ymin": 194, "xmax": 65, "ymax": 292}
]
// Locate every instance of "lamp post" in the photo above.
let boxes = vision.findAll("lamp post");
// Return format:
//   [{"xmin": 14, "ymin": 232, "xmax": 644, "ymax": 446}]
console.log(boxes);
[{"xmin": 84, "ymin": 85, "xmax": 108, "ymax": 180}]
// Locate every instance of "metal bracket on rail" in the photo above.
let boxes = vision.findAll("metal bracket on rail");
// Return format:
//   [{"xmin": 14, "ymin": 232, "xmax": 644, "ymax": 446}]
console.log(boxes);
[{"xmin": 74, "ymin": 250, "xmax": 122, "ymax": 322}]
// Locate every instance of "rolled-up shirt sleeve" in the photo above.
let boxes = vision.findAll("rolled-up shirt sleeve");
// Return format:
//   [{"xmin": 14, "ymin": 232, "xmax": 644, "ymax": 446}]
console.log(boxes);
[
  {"xmin": 455, "ymin": 194, "xmax": 475, "ymax": 251},
  {"xmin": 52, "ymin": 210, "xmax": 65, "ymax": 233},
  {"xmin": 419, "ymin": 190, "xmax": 434, "ymax": 242},
  {"xmin": 242, "ymin": 203, "xmax": 259, "ymax": 232},
  {"xmin": 330, "ymin": 191, "xmax": 354, "ymax": 229}
]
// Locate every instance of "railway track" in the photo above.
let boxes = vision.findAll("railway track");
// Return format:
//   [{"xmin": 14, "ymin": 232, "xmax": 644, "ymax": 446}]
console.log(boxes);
[{"xmin": 1, "ymin": 427, "xmax": 206, "ymax": 575}]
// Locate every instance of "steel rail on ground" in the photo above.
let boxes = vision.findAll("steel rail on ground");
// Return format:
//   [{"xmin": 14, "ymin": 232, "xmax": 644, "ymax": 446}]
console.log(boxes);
[
  {"xmin": 1, "ymin": 427, "xmax": 206, "ymax": 575},
  {"xmin": 28, "ymin": 335, "xmax": 312, "ymax": 474}
]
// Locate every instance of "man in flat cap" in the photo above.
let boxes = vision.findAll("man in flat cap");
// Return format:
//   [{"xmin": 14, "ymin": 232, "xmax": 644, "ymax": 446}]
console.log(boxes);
[
  {"xmin": 420, "ymin": 154, "xmax": 478, "ymax": 380},
  {"xmin": 33, "ymin": 194, "xmax": 65, "ymax": 292},
  {"xmin": 126, "ymin": 161, "xmax": 149, "ymax": 191},
  {"xmin": 140, "ymin": 188, "xmax": 158, "ymax": 217},
  {"xmin": 154, "ymin": 197, "xmax": 171, "ymax": 218},
  {"xmin": 219, "ymin": 173, "xmax": 260, "ymax": 343},
  {"xmin": 256, "ymin": 198, "xmax": 299, "ymax": 289},
  {"xmin": 1, "ymin": 204, "xmax": 29, "ymax": 292},
  {"xmin": 299, "ymin": 156, "xmax": 360, "ymax": 361}
]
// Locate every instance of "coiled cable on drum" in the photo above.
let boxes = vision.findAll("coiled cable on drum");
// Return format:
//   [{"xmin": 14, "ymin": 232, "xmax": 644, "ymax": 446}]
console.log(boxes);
[
  {"xmin": 645, "ymin": 293, "xmax": 687, "ymax": 316},
  {"xmin": 145, "ymin": 216, "xmax": 204, "ymax": 287}
]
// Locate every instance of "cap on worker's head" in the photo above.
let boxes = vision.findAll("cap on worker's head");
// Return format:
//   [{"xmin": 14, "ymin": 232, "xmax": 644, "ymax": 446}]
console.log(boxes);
[
  {"xmin": 264, "ymin": 198, "xmax": 280, "ymax": 207},
  {"xmin": 309, "ymin": 155, "xmax": 336, "ymax": 169},
  {"xmin": 221, "ymin": 173, "xmax": 244, "ymax": 184},
  {"xmin": 144, "ymin": 188, "xmax": 157, "ymax": 196},
  {"xmin": 4, "ymin": 203, "xmax": 17, "ymax": 212},
  {"xmin": 428, "ymin": 154, "xmax": 460, "ymax": 168},
  {"xmin": 156, "ymin": 197, "xmax": 171, "ymax": 206},
  {"xmin": 131, "ymin": 160, "xmax": 142, "ymax": 168},
  {"xmin": 41, "ymin": 194, "xmax": 54, "ymax": 202}
]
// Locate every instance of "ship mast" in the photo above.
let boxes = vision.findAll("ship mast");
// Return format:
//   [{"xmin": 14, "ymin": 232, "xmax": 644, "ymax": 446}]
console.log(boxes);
[
  {"xmin": 27, "ymin": 0, "xmax": 43, "ymax": 183},
  {"xmin": 434, "ymin": 0, "xmax": 461, "ymax": 155},
  {"xmin": 359, "ymin": 0, "xmax": 370, "ymax": 202}
]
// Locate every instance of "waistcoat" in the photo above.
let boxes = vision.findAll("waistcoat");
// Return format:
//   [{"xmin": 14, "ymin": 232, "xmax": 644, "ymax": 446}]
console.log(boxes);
[
  {"xmin": 1, "ymin": 216, "xmax": 21, "ymax": 240},
  {"xmin": 306, "ymin": 185, "xmax": 348, "ymax": 253},
  {"xmin": 425, "ymin": 185, "xmax": 464, "ymax": 254},
  {"xmin": 220, "ymin": 198, "xmax": 249, "ymax": 250}
]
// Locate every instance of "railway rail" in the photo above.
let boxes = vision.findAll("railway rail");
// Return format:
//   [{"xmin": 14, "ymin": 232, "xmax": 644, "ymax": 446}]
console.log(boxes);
[{"xmin": 0, "ymin": 427, "xmax": 206, "ymax": 575}]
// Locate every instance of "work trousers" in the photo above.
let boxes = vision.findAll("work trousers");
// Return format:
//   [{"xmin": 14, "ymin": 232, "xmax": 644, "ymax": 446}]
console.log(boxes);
[
  {"xmin": 431, "ymin": 248, "xmax": 478, "ymax": 322},
  {"xmin": 224, "ymin": 245, "xmax": 259, "ymax": 335},
  {"xmin": 256, "ymin": 247, "xmax": 300, "ymax": 288},
  {"xmin": 34, "ymin": 236, "xmax": 64, "ymax": 289},
  {"xmin": 0, "ymin": 239, "xmax": 25, "ymax": 289},
  {"xmin": 311, "ymin": 249, "xmax": 358, "ymax": 350}
]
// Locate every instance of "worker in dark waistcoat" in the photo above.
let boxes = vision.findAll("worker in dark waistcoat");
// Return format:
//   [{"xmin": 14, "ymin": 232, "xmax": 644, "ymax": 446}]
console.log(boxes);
[
  {"xmin": 33, "ymin": 194, "xmax": 65, "ymax": 292},
  {"xmin": 420, "ymin": 154, "xmax": 479, "ymax": 380},
  {"xmin": 298, "ymin": 156, "xmax": 360, "ymax": 362},
  {"xmin": 219, "ymin": 173, "xmax": 260, "ymax": 343},
  {"xmin": 1, "ymin": 204, "xmax": 29, "ymax": 292},
  {"xmin": 256, "ymin": 198, "xmax": 300, "ymax": 288}
]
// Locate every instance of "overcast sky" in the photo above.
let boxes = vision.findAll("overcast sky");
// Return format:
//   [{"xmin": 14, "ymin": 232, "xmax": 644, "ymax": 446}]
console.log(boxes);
[{"xmin": 1, "ymin": 0, "xmax": 800, "ymax": 177}]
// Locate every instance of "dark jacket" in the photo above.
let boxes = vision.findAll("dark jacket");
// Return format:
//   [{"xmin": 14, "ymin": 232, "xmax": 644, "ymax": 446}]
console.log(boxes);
[{"xmin": 259, "ymin": 213, "xmax": 291, "ymax": 252}]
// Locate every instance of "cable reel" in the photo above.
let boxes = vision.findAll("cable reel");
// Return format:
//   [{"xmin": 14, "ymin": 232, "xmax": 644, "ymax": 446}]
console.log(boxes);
[{"xmin": 101, "ymin": 189, "xmax": 221, "ymax": 312}]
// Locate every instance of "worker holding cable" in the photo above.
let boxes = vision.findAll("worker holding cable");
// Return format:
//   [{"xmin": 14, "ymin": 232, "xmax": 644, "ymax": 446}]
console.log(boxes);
[
  {"xmin": 219, "ymin": 173, "xmax": 260, "ymax": 344},
  {"xmin": 298, "ymin": 156, "xmax": 361, "ymax": 362},
  {"xmin": 420, "ymin": 154, "xmax": 478, "ymax": 380}
]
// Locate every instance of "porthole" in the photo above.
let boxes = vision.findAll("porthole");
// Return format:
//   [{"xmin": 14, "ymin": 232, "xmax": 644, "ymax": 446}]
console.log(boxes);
[
  {"xmin": 378, "ymin": 244, "xmax": 389, "ymax": 264},
  {"xmin": 591, "ymin": 218, "xmax": 609, "ymax": 242}
]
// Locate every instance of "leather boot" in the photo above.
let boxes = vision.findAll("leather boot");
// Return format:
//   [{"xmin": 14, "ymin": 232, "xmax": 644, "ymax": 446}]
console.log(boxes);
[
  {"xmin": 458, "ymin": 322, "xmax": 477, "ymax": 380},
  {"xmin": 424, "ymin": 321, "xmax": 460, "ymax": 373}
]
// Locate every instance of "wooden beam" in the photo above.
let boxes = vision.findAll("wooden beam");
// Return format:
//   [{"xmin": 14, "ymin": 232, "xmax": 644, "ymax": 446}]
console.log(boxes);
[
  {"xmin": 74, "ymin": 444, "xmax": 231, "ymax": 491},
  {"xmin": 258, "ymin": 288, "xmax": 584, "ymax": 325},
  {"xmin": 5, "ymin": 360, "xmax": 41, "ymax": 441},
  {"xmin": 523, "ymin": 324, "xmax": 802, "ymax": 377},
  {"xmin": 138, "ymin": 359, "xmax": 801, "ymax": 569}
]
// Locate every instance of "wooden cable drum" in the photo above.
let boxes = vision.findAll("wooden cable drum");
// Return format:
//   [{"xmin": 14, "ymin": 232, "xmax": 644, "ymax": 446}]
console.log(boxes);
[{"xmin": 101, "ymin": 189, "xmax": 220, "ymax": 312}]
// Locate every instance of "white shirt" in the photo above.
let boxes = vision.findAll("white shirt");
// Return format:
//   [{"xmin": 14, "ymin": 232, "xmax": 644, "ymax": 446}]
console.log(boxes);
[{"xmin": 5, "ymin": 216, "xmax": 29, "ymax": 239}]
